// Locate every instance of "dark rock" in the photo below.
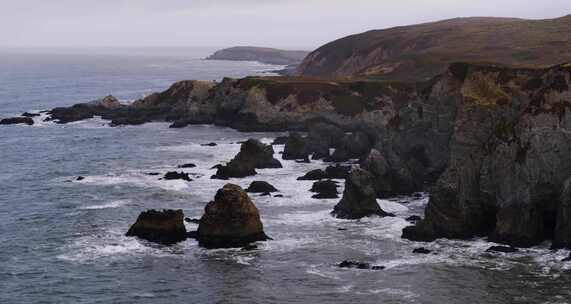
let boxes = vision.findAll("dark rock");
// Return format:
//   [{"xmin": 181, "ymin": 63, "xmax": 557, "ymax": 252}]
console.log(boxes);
[
  {"xmin": 361, "ymin": 149, "xmax": 421, "ymax": 198},
  {"xmin": 47, "ymin": 95, "xmax": 124, "ymax": 124},
  {"xmin": 338, "ymin": 260, "xmax": 370, "ymax": 269},
  {"xmin": 178, "ymin": 163, "xmax": 197, "ymax": 168},
  {"xmin": 554, "ymin": 177, "xmax": 571, "ymax": 249},
  {"xmin": 210, "ymin": 164, "xmax": 224, "ymax": 170},
  {"xmin": 261, "ymin": 192, "xmax": 272, "ymax": 197},
  {"xmin": 337, "ymin": 228, "xmax": 348, "ymax": 231},
  {"xmin": 310, "ymin": 180, "xmax": 339, "ymax": 199},
  {"xmin": 329, "ymin": 131, "xmax": 372, "ymax": 161},
  {"xmin": 338, "ymin": 260, "xmax": 384, "ymax": 270},
  {"xmin": 271, "ymin": 136, "xmax": 289, "ymax": 145},
  {"xmin": 76, "ymin": 176, "xmax": 85, "ymax": 181},
  {"xmin": 186, "ymin": 230, "xmax": 198, "ymax": 238},
  {"xmin": 185, "ymin": 218, "xmax": 201, "ymax": 224},
  {"xmin": 332, "ymin": 168, "xmax": 394, "ymax": 219},
  {"xmin": 241, "ymin": 244, "xmax": 258, "ymax": 251},
  {"xmin": 163, "ymin": 171, "xmax": 192, "ymax": 182},
  {"xmin": 201, "ymin": 142, "xmax": 217, "ymax": 147},
  {"xmin": 406, "ymin": 215, "xmax": 422, "ymax": 223},
  {"xmin": 412, "ymin": 247, "xmax": 432, "ymax": 254},
  {"xmin": 325, "ymin": 165, "xmax": 351, "ymax": 179},
  {"xmin": 0, "ymin": 117, "xmax": 34, "ymax": 125},
  {"xmin": 197, "ymin": 184, "xmax": 270, "ymax": 248},
  {"xmin": 22, "ymin": 112, "xmax": 40, "ymax": 117},
  {"xmin": 295, "ymin": 157, "xmax": 311, "ymax": 163},
  {"xmin": 562, "ymin": 253, "xmax": 571, "ymax": 262},
  {"xmin": 297, "ymin": 169, "xmax": 327, "ymax": 181},
  {"xmin": 212, "ymin": 139, "xmax": 281, "ymax": 179},
  {"xmin": 146, "ymin": 172, "xmax": 160, "ymax": 176},
  {"xmin": 126, "ymin": 209, "xmax": 187, "ymax": 244},
  {"xmin": 246, "ymin": 181, "xmax": 278, "ymax": 193},
  {"xmin": 274, "ymin": 194, "xmax": 284, "ymax": 198},
  {"xmin": 486, "ymin": 246, "xmax": 519, "ymax": 253},
  {"xmin": 283, "ymin": 133, "xmax": 309, "ymax": 160}
]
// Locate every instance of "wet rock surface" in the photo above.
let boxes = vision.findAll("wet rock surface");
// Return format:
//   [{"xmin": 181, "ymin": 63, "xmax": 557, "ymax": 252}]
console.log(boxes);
[
  {"xmin": 310, "ymin": 180, "xmax": 339, "ymax": 199},
  {"xmin": 332, "ymin": 168, "xmax": 394, "ymax": 219},
  {"xmin": 246, "ymin": 181, "xmax": 279, "ymax": 193},
  {"xmin": 212, "ymin": 139, "xmax": 281, "ymax": 179},
  {"xmin": 126, "ymin": 209, "xmax": 187, "ymax": 244},
  {"xmin": 163, "ymin": 171, "xmax": 192, "ymax": 182},
  {"xmin": 197, "ymin": 184, "xmax": 270, "ymax": 248},
  {"xmin": 0, "ymin": 117, "xmax": 34, "ymax": 125}
]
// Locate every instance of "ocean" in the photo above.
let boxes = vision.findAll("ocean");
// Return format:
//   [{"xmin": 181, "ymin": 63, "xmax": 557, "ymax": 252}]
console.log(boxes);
[{"xmin": 1, "ymin": 48, "xmax": 570, "ymax": 304}]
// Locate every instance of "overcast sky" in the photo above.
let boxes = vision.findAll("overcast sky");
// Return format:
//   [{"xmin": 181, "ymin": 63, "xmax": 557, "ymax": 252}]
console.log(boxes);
[{"xmin": 1, "ymin": 0, "xmax": 570, "ymax": 50}]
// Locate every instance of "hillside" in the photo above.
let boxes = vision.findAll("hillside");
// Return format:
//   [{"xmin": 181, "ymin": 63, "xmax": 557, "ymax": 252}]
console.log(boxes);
[
  {"xmin": 296, "ymin": 15, "xmax": 571, "ymax": 81},
  {"xmin": 206, "ymin": 46, "xmax": 309, "ymax": 65}
]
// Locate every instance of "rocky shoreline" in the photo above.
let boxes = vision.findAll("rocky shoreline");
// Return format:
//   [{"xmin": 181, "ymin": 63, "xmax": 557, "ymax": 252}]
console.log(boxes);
[{"xmin": 13, "ymin": 62, "xmax": 571, "ymax": 250}]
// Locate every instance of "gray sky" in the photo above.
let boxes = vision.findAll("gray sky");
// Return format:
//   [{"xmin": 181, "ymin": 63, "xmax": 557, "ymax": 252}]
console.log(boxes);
[{"xmin": 1, "ymin": 0, "xmax": 570, "ymax": 50}]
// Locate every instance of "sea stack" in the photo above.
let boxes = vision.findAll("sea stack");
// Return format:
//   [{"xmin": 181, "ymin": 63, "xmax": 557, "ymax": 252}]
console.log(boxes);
[
  {"xmin": 197, "ymin": 184, "xmax": 270, "ymax": 248},
  {"xmin": 126, "ymin": 209, "xmax": 187, "ymax": 244}
]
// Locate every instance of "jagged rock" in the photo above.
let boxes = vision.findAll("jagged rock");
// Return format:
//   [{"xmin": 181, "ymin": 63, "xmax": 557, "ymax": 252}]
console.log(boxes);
[
  {"xmin": 197, "ymin": 184, "xmax": 270, "ymax": 248},
  {"xmin": 185, "ymin": 218, "xmax": 201, "ymax": 224},
  {"xmin": 297, "ymin": 169, "xmax": 327, "ymax": 180},
  {"xmin": 412, "ymin": 247, "xmax": 432, "ymax": 254},
  {"xmin": 325, "ymin": 165, "xmax": 351, "ymax": 179},
  {"xmin": 328, "ymin": 131, "xmax": 372, "ymax": 161},
  {"xmin": 126, "ymin": 209, "xmax": 187, "ymax": 244},
  {"xmin": 212, "ymin": 139, "xmax": 281, "ymax": 179},
  {"xmin": 310, "ymin": 180, "xmax": 339, "ymax": 199},
  {"xmin": 306, "ymin": 123, "xmax": 345, "ymax": 159},
  {"xmin": 361, "ymin": 149, "xmax": 421, "ymax": 198},
  {"xmin": 338, "ymin": 260, "xmax": 385, "ymax": 270},
  {"xmin": 402, "ymin": 64, "xmax": 571, "ymax": 248},
  {"xmin": 0, "ymin": 117, "xmax": 34, "ymax": 125},
  {"xmin": 76, "ymin": 176, "xmax": 85, "ymax": 181},
  {"xmin": 486, "ymin": 246, "xmax": 519, "ymax": 253},
  {"xmin": 163, "ymin": 171, "xmax": 192, "ymax": 182},
  {"xmin": 47, "ymin": 95, "xmax": 124, "ymax": 124},
  {"xmin": 178, "ymin": 163, "xmax": 197, "ymax": 168},
  {"xmin": 406, "ymin": 215, "xmax": 422, "ymax": 223},
  {"xmin": 283, "ymin": 133, "xmax": 309, "ymax": 160},
  {"xmin": 271, "ymin": 136, "xmax": 289, "ymax": 145},
  {"xmin": 21, "ymin": 112, "xmax": 40, "ymax": 117},
  {"xmin": 332, "ymin": 168, "xmax": 394, "ymax": 219},
  {"xmin": 246, "ymin": 181, "xmax": 279, "ymax": 193}
]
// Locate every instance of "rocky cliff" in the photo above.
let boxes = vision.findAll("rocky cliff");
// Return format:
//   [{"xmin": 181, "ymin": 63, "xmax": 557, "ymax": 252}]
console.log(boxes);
[
  {"xmin": 296, "ymin": 15, "xmax": 571, "ymax": 81},
  {"xmin": 43, "ymin": 62, "xmax": 571, "ymax": 248},
  {"xmin": 403, "ymin": 63, "xmax": 571, "ymax": 248}
]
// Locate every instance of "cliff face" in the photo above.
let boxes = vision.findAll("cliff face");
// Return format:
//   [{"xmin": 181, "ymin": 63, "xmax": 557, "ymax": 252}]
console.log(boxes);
[
  {"xmin": 296, "ymin": 16, "xmax": 571, "ymax": 81},
  {"xmin": 206, "ymin": 46, "xmax": 309, "ymax": 66},
  {"xmin": 403, "ymin": 63, "xmax": 571, "ymax": 248}
]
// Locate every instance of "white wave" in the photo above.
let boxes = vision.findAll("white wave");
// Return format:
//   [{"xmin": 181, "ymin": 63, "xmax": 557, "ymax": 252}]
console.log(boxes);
[
  {"xmin": 77, "ymin": 173, "xmax": 191, "ymax": 192},
  {"xmin": 79, "ymin": 199, "xmax": 130, "ymax": 210},
  {"xmin": 378, "ymin": 199, "xmax": 409, "ymax": 214}
]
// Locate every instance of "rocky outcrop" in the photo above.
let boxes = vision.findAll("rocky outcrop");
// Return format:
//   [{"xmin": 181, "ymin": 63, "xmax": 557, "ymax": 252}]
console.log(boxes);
[
  {"xmin": 403, "ymin": 63, "xmax": 571, "ymax": 248},
  {"xmin": 163, "ymin": 171, "xmax": 192, "ymax": 182},
  {"xmin": 246, "ymin": 181, "xmax": 279, "ymax": 193},
  {"xmin": 310, "ymin": 180, "xmax": 339, "ymax": 199},
  {"xmin": 332, "ymin": 168, "xmax": 393, "ymax": 219},
  {"xmin": 283, "ymin": 133, "xmax": 310, "ymax": 160},
  {"xmin": 212, "ymin": 139, "xmax": 282, "ymax": 179},
  {"xmin": 0, "ymin": 117, "xmax": 34, "ymax": 125},
  {"xmin": 126, "ymin": 209, "xmax": 187, "ymax": 244},
  {"xmin": 47, "ymin": 95, "xmax": 124, "ymax": 124},
  {"xmin": 361, "ymin": 149, "xmax": 421, "ymax": 198},
  {"xmin": 197, "ymin": 184, "xmax": 270, "ymax": 248},
  {"xmin": 338, "ymin": 260, "xmax": 385, "ymax": 270},
  {"xmin": 328, "ymin": 131, "xmax": 372, "ymax": 162}
]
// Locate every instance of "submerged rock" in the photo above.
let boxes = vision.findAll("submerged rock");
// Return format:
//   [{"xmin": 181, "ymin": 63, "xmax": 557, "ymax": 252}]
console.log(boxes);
[
  {"xmin": 297, "ymin": 169, "xmax": 327, "ymax": 181},
  {"xmin": 212, "ymin": 139, "xmax": 281, "ymax": 179},
  {"xmin": 486, "ymin": 246, "xmax": 519, "ymax": 253},
  {"xmin": 310, "ymin": 180, "xmax": 339, "ymax": 199},
  {"xmin": 163, "ymin": 171, "xmax": 192, "ymax": 182},
  {"xmin": 338, "ymin": 260, "xmax": 385, "ymax": 270},
  {"xmin": 126, "ymin": 209, "xmax": 187, "ymax": 244},
  {"xmin": 0, "ymin": 117, "xmax": 34, "ymax": 125},
  {"xmin": 246, "ymin": 181, "xmax": 279, "ymax": 193},
  {"xmin": 412, "ymin": 247, "xmax": 432, "ymax": 254},
  {"xmin": 178, "ymin": 163, "xmax": 197, "ymax": 168},
  {"xmin": 332, "ymin": 168, "xmax": 393, "ymax": 219},
  {"xmin": 197, "ymin": 184, "xmax": 270, "ymax": 248}
]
